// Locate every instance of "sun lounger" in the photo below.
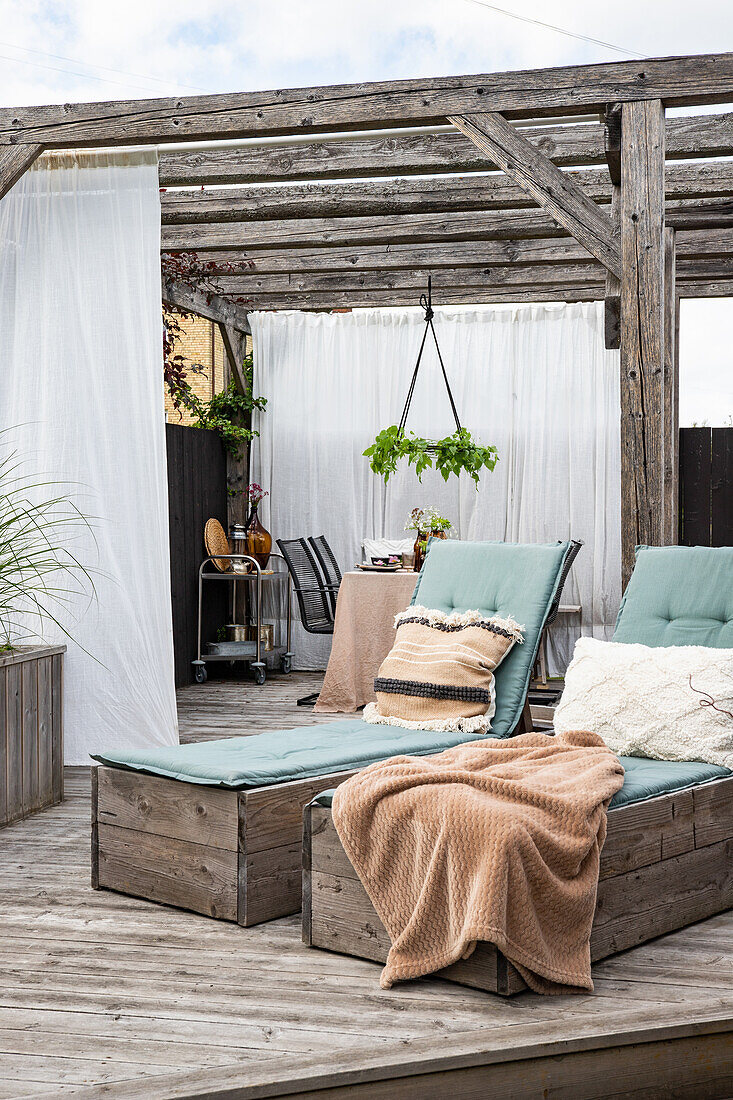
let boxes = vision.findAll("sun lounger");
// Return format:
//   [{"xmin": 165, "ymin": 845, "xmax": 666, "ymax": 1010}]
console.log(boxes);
[
  {"xmin": 303, "ymin": 545, "xmax": 733, "ymax": 993},
  {"xmin": 91, "ymin": 539, "xmax": 578, "ymax": 925}
]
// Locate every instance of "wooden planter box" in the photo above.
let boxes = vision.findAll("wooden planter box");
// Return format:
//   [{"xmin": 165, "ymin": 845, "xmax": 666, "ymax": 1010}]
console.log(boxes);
[
  {"xmin": 1, "ymin": 645, "xmax": 65, "ymax": 828},
  {"xmin": 303, "ymin": 775, "xmax": 733, "ymax": 995},
  {"xmin": 91, "ymin": 764, "xmax": 359, "ymax": 926}
]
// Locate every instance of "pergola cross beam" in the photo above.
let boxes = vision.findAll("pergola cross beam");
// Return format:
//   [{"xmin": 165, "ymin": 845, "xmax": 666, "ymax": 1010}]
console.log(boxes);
[
  {"xmin": 449, "ymin": 113, "xmax": 621, "ymax": 277},
  {"xmin": 0, "ymin": 144, "xmax": 43, "ymax": 200}
]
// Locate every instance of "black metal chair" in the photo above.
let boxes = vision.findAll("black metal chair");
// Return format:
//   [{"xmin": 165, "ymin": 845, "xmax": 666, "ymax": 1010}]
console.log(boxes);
[
  {"xmin": 308, "ymin": 535, "xmax": 342, "ymax": 617},
  {"xmin": 277, "ymin": 537, "xmax": 335, "ymax": 706}
]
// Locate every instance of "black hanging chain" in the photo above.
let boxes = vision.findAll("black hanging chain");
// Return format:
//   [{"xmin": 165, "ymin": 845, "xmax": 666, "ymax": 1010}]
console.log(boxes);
[{"xmin": 397, "ymin": 276, "xmax": 462, "ymax": 438}]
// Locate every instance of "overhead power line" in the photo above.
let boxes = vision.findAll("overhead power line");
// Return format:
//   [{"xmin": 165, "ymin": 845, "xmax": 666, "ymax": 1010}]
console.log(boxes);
[
  {"xmin": 462, "ymin": 0, "xmax": 646, "ymax": 59},
  {"xmin": 0, "ymin": 41, "xmax": 212, "ymax": 96}
]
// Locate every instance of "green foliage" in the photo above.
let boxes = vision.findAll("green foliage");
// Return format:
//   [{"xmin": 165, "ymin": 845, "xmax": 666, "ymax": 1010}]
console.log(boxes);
[
  {"xmin": 0, "ymin": 436, "xmax": 96, "ymax": 652},
  {"xmin": 364, "ymin": 426, "xmax": 498, "ymax": 486},
  {"xmin": 167, "ymin": 352, "xmax": 267, "ymax": 459},
  {"xmin": 191, "ymin": 379, "xmax": 266, "ymax": 459}
]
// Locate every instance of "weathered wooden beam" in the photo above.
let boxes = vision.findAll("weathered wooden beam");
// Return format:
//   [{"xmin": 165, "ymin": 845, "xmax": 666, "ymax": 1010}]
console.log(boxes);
[
  {"xmin": 663, "ymin": 229, "xmax": 679, "ymax": 546},
  {"xmin": 163, "ymin": 196, "xmax": 733, "ymax": 256},
  {"xmin": 677, "ymin": 278, "xmax": 733, "ymax": 297},
  {"xmin": 0, "ymin": 144, "xmax": 43, "ymax": 200},
  {"xmin": 620, "ymin": 99, "xmax": 667, "ymax": 586},
  {"xmin": 450, "ymin": 113, "xmax": 621, "ymax": 276},
  {"xmin": 191, "ymin": 278, "xmax": 733, "ymax": 309},
  {"xmin": 162, "ymin": 278, "xmax": 251, "ymax": 334},
  {"xmin": 162, "ymin": 228, "xmax": 733, "ymax": 283},
  {"xmin": 159, "ymin": 125, "xmax": 601, "ymax": 187},
  {"xmin": 212, "ymin": 261, "xmax": 604, "ymax": 297},
  {"xmin": 196, "ymin": 271, "xmax": 733, "ymax": 311},
  {"xmin": 161, "ymin": 208, "xmax": 569, "ymax": 251},
  {"xmin": 604, "ymin": 104, "xmax": 623, "ymax": 186},
  {"xmin": 160, "ymin": 161, "xmax": 733, "ymax": 226},
  {"xmin": 217, "ymin": 324, "xmax": 250, "ymax": 533},
  {"xmin": 155, "ymin": 110, "xmax": 733, "ymax": 189},
  {"xmin": 220, "ymin": 284, "xmax": 607, "ymax": 309},
  {"xmin": 218, "ymin": 323, "xmax": 249, "ymax": 396},
  {"xmin": 603, "ymin": 105, "xmax": 623, "ymax": 347},
  {"xmin": 605, "ymin": 187, "xmax": 622, "ymax": 350},
  {"xmin": 208, "ymin": 253, "xmax": 733, "ymax": 298},
  {"xmin": 3, "ymin": 55, "xmax": 733, "ymax": 149}
]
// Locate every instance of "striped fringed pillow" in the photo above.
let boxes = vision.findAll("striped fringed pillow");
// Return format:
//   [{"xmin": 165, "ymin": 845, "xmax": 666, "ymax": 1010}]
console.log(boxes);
[{"xmin": 363, "ymin": 605, "xmax": 524, "ymax": 734}]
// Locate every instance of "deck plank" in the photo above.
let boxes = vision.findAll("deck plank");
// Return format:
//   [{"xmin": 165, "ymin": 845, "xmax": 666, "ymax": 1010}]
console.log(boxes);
[{"xmin": 0, "ymin": 671, "xmax": 731, "ymax": 1098}]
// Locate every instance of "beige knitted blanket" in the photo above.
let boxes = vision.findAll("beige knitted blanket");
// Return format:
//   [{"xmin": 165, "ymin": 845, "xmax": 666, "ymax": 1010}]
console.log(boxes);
[{"xmin": 332, "ymin": 730, "xmax": 624, "ymax": 994}]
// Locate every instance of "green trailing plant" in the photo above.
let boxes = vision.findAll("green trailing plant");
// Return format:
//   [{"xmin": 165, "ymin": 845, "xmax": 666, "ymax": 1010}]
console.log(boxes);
[
  {"xmin": 166, "ymin": 351, "xmax": 266, "ymax": 460},
  {"xmin": 0, "ymin": 436, "xmax": 97, "ymax": 652},
  {"xmin": 364, "ymin": 426, "xmax": 498, "ymax": 485},
  {"xmin": 161, "ymin": 250, "xmax": 264, "ymax": 459},
  {"xmin": 190, "ymin": 372, "xmax": 267, "ymax": 459}
]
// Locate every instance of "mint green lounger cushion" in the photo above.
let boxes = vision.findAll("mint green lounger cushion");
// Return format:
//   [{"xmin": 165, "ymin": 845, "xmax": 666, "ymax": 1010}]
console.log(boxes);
[
  {"xmin": 91, "ymin": 719, "xmax": 500, "ymax": 789},
  {"xmin": 412, "ymin": 538, "xmax": 572, "ymax": 739},
  {"xmin": 93, "ymin": 539, "xmax": 574, "ymax": 786},
  {"xmin": 310, "ymin": 755, "xmax": 731, "ymax": 812},
  {"xmin": 614, "ymin": 545, "xmax": 733, "ymax": 648}
]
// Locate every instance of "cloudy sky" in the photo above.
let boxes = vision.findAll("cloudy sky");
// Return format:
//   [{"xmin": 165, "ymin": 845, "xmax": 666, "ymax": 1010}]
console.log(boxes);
[{"xmin": 1, "ymin": 0, "xmax": 731, "ymax": 423}]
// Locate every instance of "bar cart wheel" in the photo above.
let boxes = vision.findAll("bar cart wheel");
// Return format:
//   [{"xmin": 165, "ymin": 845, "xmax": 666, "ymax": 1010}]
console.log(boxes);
[
  {"xmin": 280, "ymin": 654, "xmax": 293, "ymax": 675},
  {"xmin": 252, "ymin": 663, "xmax": 267, "ymax": 685},
  {"xmin": 192, "ymin": 661, "xmax": 208, "ymax": 684}
]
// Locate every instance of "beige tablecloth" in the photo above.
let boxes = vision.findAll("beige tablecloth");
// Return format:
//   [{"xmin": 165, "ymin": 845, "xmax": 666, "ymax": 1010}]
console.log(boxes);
[{"xmin": 315, "ymin": 570, "xmax": 419, "ymax": 714}]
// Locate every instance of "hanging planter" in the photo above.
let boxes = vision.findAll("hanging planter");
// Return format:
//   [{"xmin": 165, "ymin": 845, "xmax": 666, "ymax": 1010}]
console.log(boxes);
[{"xmin": 364, "ymin": 279, "xmax": 498, "ymax": 485}]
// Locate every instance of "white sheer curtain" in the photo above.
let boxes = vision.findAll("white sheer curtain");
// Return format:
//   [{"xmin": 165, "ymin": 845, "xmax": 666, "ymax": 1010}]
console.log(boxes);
[
  {"xmin": 0, "ymin": 151, "xmax": 178, "ymax": 764},
  {"xmin": 250, "ymin": 303, "xmax": 621, "ymax": 673}
]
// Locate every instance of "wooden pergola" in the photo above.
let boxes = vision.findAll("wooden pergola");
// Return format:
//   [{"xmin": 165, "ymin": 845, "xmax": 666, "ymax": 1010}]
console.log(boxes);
[{"xmin": 4, "ymin": 51, "xmax": 733, "ymax": 580}]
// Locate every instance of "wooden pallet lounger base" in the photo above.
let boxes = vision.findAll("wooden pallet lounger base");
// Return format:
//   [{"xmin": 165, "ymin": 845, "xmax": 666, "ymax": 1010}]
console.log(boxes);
[
  {"xmin": 90, "ymin": 707, "xmax": 536, "ymax": 926},
  {"xmin": 91, "ymin": 764, "xmax": 359, "ymax": 926},
  {"xmin": 303, "ymin": 775, "xmax": 733, "ymax": 995}
]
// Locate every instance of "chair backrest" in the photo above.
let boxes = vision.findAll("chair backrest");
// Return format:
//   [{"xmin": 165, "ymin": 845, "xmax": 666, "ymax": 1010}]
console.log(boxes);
[
  {"xmin": 545, "ymin": 539, "xmax": 583, "ymax": 626},
  {"xmin": 277, "ymin": 538, "xmax": 334, "ymax": 634},
  {"xmin": 308, "ymin": 536, "xmax": 342, "ymax": 616},
  {"xmin": 410, "ymin": 539, "xmax": 577, "ymax": 738},
  {"xmin": 614, "ymin": 545, "xmax": 733, "ymax": 648}
]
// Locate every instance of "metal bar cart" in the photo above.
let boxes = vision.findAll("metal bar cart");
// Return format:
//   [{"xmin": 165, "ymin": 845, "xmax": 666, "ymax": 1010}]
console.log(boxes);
[{"xmin": 192, "ymin": 553, "xmax": 293, "ymax": 684}]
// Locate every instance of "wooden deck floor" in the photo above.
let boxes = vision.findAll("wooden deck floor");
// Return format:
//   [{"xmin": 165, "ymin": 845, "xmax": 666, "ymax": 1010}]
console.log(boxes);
[{"xmin": 1, "ymin": 672, "xmax": 732, "ymax": 1098}]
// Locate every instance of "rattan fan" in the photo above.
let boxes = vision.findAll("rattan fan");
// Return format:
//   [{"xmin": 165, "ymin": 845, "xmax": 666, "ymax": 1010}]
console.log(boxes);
[{"xmin": 204, "ymin": 518, "xmax": 232, "ymax": 572}]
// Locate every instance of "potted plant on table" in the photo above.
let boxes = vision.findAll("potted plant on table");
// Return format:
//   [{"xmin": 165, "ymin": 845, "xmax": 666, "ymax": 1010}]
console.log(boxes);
[{"xmin": 404, "ymin": 507, "xmax": 454, "ymax": 572}]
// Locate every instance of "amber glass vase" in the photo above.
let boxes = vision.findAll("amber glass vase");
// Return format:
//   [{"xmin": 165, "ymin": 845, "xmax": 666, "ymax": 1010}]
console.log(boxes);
[
  {"xmin": 413, "ymin": 532, "xmax": 427, "ymax": 572},
  {"xmin": 244, "ymin": 505, "xmax": 272, "ymax": 568}
]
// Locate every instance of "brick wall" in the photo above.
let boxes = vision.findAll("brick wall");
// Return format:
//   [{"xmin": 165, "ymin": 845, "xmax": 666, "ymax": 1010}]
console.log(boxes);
[{"xmin": 164, "ymin": 315, "xmax": 228, "ymax": 424}]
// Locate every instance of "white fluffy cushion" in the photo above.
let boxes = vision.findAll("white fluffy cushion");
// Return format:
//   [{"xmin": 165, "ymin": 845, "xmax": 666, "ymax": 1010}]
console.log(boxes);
[{"xmin": 554, "ymin": 637, "xmax": 733, "ymax": 768}]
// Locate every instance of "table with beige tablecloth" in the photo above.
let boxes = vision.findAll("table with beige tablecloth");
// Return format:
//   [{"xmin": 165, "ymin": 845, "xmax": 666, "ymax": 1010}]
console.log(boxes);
[{"xmin": 314, "ymin": 570, "xmax": 419, "ymax": 714}]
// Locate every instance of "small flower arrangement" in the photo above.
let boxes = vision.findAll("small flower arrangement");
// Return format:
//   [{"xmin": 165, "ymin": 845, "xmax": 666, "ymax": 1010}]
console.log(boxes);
[
  {"xmin": 404, "ymin": 507, "xmax": 426, "ymax": 533},
  {"xmin": 404, "ymin": 506, "xmax": 453, "ymax": 536},
  {"xmin": 247, "ymin": 483, "xmax": 269, "ymax": 507},
  {"xmin": 423, "ymin": 507, "xmax": 453, "ymax": 535}
]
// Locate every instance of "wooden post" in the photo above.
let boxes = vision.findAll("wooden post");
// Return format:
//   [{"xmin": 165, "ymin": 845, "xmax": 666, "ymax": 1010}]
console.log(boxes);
[
  {"xmin": 218, "ymin": 325, "xmax": 253, "ymax": 547},
  {"xmin": 604, "ymin": 105, "xmax": 622, "ymax": 350},
  {"xmin": 620, "ymin": 99, "xmax": 666, "ymax": 586},
  {"xmin": 663, "ymin": 228, "xmax": 679, "ymax": 545}
]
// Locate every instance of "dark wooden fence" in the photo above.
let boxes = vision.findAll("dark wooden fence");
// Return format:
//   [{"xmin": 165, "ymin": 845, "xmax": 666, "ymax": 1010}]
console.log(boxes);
[
  {"xmin": 679, "ymin": 427, "xmax": 733, "ymax": 547},
  {"xmin": 166, "ymin": 424, "xmax": 229, "ymax": 687}
]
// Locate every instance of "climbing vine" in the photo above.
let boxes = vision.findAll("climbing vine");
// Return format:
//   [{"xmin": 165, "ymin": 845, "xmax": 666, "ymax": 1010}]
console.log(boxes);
[{"xmin": 161, "ymin": 250, "xmax": 264, "ymax": 457}]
